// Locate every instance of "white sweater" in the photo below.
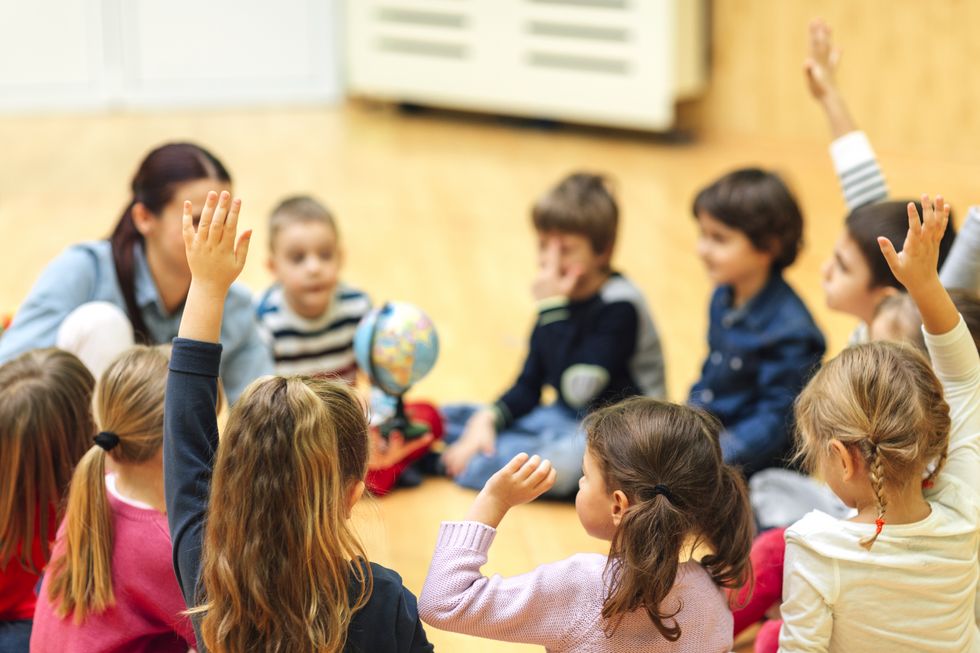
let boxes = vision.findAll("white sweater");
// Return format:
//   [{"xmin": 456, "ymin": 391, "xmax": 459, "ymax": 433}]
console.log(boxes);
[{"xmin": 779, "ymin": 317, "xmax": 980, "ymax": 652}]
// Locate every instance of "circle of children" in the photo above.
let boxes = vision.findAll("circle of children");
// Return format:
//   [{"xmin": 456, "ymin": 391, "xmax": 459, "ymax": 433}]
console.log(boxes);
[{"xmin": 1, "ymin": 21, "xmax": 979, "ymax": 653}]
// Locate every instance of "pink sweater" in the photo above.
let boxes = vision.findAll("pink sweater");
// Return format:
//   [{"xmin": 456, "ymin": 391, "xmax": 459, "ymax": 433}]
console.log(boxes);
[
  {"xmin": 30, "ymin": 491, "xmax": 196, "ymax": 653},
  {"xmin": 419, "ymin": 522, "xmax": 733, "ymax": 652}
]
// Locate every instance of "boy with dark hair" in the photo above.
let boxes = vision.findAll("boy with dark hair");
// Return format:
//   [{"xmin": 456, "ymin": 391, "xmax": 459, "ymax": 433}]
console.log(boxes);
[
  {"xmin": 441, "ymin": 173, "xmax": 666, "ymax": 497},
  {"xmin": 690, "ymin": 168, "xmax": 826, "ymax": 477}
]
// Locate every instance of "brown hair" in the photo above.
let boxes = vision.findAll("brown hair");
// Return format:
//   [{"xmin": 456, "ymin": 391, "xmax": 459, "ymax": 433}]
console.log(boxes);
[
  {"xmin": 845, "ymin": 200, "xmax": 956, "ymax": 291},
  {"xmin": 110, "ymin": 143, "xmax": 231, "ymax": 341},
  {"xmin": 584, "ymin": 397, "xmax": 754, "ymax": 641},
  {"xmin": 692, "ymin": 168, "xmax": 803, "ymax": 271},
  {"xmin": 795, "ymin": 342, "xmax": 951, "ymax": 549},
  {"xmin": 268, "ymin": 195, "xmax": 338, "ymax": 251},
  {"xmin": 0, "ymin": 349, "xmax": 94, "ymax": 572},
  {"xmin": 45, "ymin": 346, "xmax": 169, "ymax": 622},
  {"xmin": 873, "ymin": 290, "xmax": 980, "ymax": 355},
  {"xmin": 532, "ymin": 172, "xmax": 619, "ymax": 258},
  {"xmin": 193, "ymin": 376, "xmax": 371, "ymax": 653}
]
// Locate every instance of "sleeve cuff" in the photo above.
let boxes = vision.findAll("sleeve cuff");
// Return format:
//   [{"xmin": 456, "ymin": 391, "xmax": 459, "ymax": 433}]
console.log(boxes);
[
  {"xmin": 435, "ymin": 521, "xmax": 497, "ymax": 553},
  {"xmin": 491, "ymin": 401, "xmax": 512, "ymax": 431},
  {"xmin": 828, "ymin": 130, "xmax": 875, "ymax": 174},
  {"xmin": 170, "ymin": 337, "xmax": 223, "ymax": 377},
  {"xmin": 537, "ymin": 296, "xmax": 570, "ymax": 312}
]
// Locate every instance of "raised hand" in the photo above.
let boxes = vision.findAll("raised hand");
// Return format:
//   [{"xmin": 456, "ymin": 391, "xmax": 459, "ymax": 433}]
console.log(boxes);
[
  {"xmin": 465, "ymin": 453, "xmax": 557, "ymax": 528},
  {"xmin": 178, "ymin": 190, "xmax": 251, "ymax": 343},
  {"xmin": 532, "ymin": 236, "xmax": 582, "ymax": 301},
  {"xmin": 877, "ymin": 195, "xmax": 949, "ymax": 293},
  {"xmin": 877, "ymin": 194, "xmax": 958, "ymax": 335},
  {"xmin": 804, "ymin": 18, "xmax": 841, "ymax": 99}
]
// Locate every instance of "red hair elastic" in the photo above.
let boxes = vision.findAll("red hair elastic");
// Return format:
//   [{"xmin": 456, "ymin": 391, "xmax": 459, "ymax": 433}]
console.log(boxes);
[
  {"xmin": 922, "ymin": 479, "xmax": 935, "ymax": 489},
  {"xmin": 874, "ymin": 518, "xmax": 885, "ymax": 536}
]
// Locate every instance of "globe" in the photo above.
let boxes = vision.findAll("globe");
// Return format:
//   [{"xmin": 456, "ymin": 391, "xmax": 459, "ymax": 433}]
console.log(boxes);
[
  {"xmin": 355, "ymin": 299, "xmax": 439, "ymax": 392},
  {"xmin": 354, "ymin": 302, "xmax": 440, "ymax": 438}
]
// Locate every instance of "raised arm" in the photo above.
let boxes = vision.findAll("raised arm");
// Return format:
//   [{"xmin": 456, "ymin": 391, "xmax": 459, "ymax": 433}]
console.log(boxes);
[{"xmin": 164, "ymin": 191, "xmax": 251, "ymax": 606}]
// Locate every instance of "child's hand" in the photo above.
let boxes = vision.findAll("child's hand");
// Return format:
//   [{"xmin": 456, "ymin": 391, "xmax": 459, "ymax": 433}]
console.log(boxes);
[
  {"xmin": 177, "ymin": 190, "xmax": 251, "ymax": 343},
  {"xmin": 183, "ymin": 191, "xmax": 251, "ymax": 294},
  {"xmin": 465, "ymin": 453, "xmax": 557, "ymax": 528},
  {"xmin": 804, "ymin": 19, "xmax": 841, "ymax": 100},
  {"xmin": 878, "ymin": 194, "xmax": 959, "ymax": 336},
  {"xmin": 442, "ymin": 409, "xmax": 496, "ymax": 477},
  {"xmin": 532, "ymin": 237, "xmax": 582, "ymax": 301},
  {"xmin": 368, "ymin": 430, "xmax": 434, "ymax": 470},
  {"xmin": 878, "ymin": 195, "xmax": 949, "ymax": 293}
]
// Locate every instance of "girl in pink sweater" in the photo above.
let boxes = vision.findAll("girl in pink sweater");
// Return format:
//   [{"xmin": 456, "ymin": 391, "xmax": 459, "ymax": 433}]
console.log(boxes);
[
  {"xmin": 31, "ymin": 346, "xmax": 196, "ymax": 653},
  {"xmin": 419, "ymin": 397, "xmax": 754, "ymax": 652}
]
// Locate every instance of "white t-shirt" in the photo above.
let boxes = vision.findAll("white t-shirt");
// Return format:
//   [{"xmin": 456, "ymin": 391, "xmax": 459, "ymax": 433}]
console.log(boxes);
[{"xmin": 780, "ymin": 317, "xmax": 980, "ymax": 653}]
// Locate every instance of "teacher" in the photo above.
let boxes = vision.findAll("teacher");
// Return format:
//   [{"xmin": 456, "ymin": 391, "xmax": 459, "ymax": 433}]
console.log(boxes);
[{"xmin": 0, "ymin": 143, "xmax": 271, "ymax": 402}]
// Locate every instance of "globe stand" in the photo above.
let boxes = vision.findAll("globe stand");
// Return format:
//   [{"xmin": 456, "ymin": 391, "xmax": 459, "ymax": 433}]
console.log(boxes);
[{"xmin": 378, "ymin": 393, "xmax": 431, "ymax": 440}]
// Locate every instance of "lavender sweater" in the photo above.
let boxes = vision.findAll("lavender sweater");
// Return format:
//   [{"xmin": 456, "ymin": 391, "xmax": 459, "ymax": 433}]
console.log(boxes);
[{"xmin": 419, "ymin": 522, "xmax": 733, "ymax": 652}]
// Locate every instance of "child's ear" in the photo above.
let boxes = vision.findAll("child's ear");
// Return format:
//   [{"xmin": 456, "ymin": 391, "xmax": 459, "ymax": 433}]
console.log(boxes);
[
  {"xmin": 829, "ymin": 439, "xmax": 859, "ymax": 482},
  {"xmin": 346, "ymin": 480, "xmax": 366, "ymax": 518},
  {"xmin": 610, "ymin": 489, "xmax": 630, "ymax": 527},
  {"xmin": 266, "ymin": 254, "xmax": 276, "ymax": 275}
]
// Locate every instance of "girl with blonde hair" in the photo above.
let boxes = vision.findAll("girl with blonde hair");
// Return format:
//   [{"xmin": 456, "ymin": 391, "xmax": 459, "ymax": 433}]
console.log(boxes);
[
  {"xmin": 31, "ymin": 346, "xmax": 196, "ymax": 652},
  {"xmin": 780, "ymin": 196, "xmax": 980, "ymax": 652},
  {"xmin": 164, "ymin": 191, "xmax": 432, "ymax": 653},
  {"xmin": 0, "ymin": 349, "xmax": 93, "ymax": 652}
]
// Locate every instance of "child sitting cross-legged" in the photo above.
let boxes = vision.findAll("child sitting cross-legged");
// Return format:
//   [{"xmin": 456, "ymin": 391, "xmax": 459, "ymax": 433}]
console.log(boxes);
[
  {"xmin": 419, "ymin": 396, "xmax": 753, "ymax": 652},
  {"xmin": 255, "ymin": 195, "xmax": 442, "ymax": 495},
  {"xmin": 441, "ymin": 173, "xmax": 666, "ymax": 497}
]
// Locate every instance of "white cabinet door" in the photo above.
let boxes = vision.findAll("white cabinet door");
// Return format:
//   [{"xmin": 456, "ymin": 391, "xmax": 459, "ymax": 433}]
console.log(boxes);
[{"xmin": 0, "ymin": 0, "xmax": 107, "ymax": 111}]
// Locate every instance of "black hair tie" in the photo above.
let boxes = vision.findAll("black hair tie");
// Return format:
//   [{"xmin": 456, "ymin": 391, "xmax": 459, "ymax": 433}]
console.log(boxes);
[
  {"xmin": 94, "ymin": 431, "xmax": 121, "ymax": 452},
  {"xmin": 652, "ymin": 484, "xmax": 675, "ymax": 503}
]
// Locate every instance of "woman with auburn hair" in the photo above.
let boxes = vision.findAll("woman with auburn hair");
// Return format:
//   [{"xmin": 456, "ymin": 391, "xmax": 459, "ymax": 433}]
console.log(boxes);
[
  {"xmin": 0, "ymin": 349, "xmax": 94, "ymax": 652},
  {"xmin": 164, "ymin": 191, "xmax": 432, "ymax": 652},
  {"xmin": 0, "ymin": 143, "xmax": 271, "ymax": 401},
  {"xmin": 31, "ymin": 346, "xmax": 196, "ymax": 652}
]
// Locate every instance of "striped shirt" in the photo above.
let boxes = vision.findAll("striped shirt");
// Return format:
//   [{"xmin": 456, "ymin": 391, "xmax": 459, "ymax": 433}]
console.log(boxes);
[{"xmin": 255, "ymin": 282, "xmax": 372, "ymax": 381}]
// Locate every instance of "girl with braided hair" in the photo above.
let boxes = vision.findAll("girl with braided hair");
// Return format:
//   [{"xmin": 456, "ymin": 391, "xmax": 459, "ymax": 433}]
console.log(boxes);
[
  {"xmin": 780, "ymin": 196, "xmax": 980, "ymax": 652},
  {"xmin": 418, "ymin": 396, "xmax": 754, "ymax": 652}
]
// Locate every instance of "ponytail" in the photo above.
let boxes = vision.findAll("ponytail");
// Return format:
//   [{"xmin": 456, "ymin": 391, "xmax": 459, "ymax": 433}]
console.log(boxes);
[
  {"xmin": 45, "ymin": 446, "xmax": 115, "ymax": 622},
  {"xmin": 603, "ymin": 493, "xmax": 687, "ymax": 640},
  {"xmin": 701, "ymin": 465, "xmax": 754, "ymax": 598},
  {"xmin": 110, "ymin": 204, "xmax": 150, "ymax": 342}
]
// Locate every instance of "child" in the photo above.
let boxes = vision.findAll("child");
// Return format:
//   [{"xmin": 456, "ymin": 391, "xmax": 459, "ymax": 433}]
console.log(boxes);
[
  {"xmin": 255, "ymin": 195, "xmax": 441, "ymax": 495},
  {"xmin": 31, "ymin": 347, "xmax": 196, "ymax": 652},
  {"xmin": 689, "ymin": 169, "xmax": 826, "ymax": 477},
  {"xmin": 805, "ymin": 19, "xmax": 978, "ymax": 331},
  {"xmin": 419, "ymin": 397, "xmax": 753, "ymax": 651},
  {"xmin": 0, "ymin": 349, "xmax": 94, "ymax": 652},
  {"xmin": 164, "ymin": 190, "xmax": 432, "ymax": 652},
  {"xmin": 780, "ymin": 196, "xmax": 979, "ymax": 651},
  {"xmin": 442, "ymin": 172, "xmax": 666, "ymax": 497}
]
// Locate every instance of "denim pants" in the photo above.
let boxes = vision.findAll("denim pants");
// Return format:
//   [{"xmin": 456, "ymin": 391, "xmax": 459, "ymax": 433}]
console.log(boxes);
[
  {"xmin": 0, "ymin": 620, "xmax": 31, "ymax": 653},
  {"xmin": 442, "ymin": 402, "xmax": 585, "ymax": 498}
]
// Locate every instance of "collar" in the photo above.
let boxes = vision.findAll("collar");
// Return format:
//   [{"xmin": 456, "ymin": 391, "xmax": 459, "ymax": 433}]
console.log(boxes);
[
  {"xmin": 718, "ymin": 273, "xmax": 787, "ymax": 331},
  {"xmin": 132, "ymin": 242, "xmax": 166, "ymax": 312}
]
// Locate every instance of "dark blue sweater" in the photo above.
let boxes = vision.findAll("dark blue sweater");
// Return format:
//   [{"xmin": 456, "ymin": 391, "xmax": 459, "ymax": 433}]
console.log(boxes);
[{"xmin": 163, "ymin": 337, "xmax": 433, "ymax": 652}]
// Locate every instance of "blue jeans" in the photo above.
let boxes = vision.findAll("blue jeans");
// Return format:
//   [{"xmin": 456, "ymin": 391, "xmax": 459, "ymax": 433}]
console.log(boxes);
[
  {"xmin": 0, "ymin": 620, "xmax": 31, "ymax": 653},
  {"xmin": 443, "ymin": 403, "xmax": 585, "ymax": 498}
]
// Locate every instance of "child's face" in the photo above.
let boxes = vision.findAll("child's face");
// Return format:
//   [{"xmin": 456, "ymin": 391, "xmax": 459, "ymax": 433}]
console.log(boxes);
[
  {"xmin": 821, "ymin": 230, "xmax": 885, "ymax": 321},
  {"xmin": 537, "ymin": 230, "xmax": 610, "ymax": 300},
  {"xmin": 695, "ymin": 211, "xmax": 773, "ymax": 287},
  {"xmin": 575, "ymin": 448, "xmax": 617, "ymax": 540},
  {"xmin": 268, "ymin": 220, "xmax": 342, "ymax": 319}
]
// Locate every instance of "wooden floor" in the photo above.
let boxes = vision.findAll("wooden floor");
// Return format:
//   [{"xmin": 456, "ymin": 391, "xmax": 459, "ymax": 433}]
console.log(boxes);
[{"xmin": 2, "ymin": 104, "xmax": 978, "ymax": 651}]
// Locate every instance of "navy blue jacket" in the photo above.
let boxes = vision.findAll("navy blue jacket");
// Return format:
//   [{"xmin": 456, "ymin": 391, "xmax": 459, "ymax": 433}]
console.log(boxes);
[
  {"xmin": 164, "ymin": 337, "xmax": 433, "ymax": 652},
  {"xmin": 689, "ymin": 274, "xmax": 825, "ymax": 476}
]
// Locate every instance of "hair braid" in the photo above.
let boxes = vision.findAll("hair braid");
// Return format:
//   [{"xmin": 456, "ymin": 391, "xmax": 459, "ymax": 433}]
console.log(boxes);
[{"xmin": 860, "ymin": 443, "xmax": 888, "ymax": 550}]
